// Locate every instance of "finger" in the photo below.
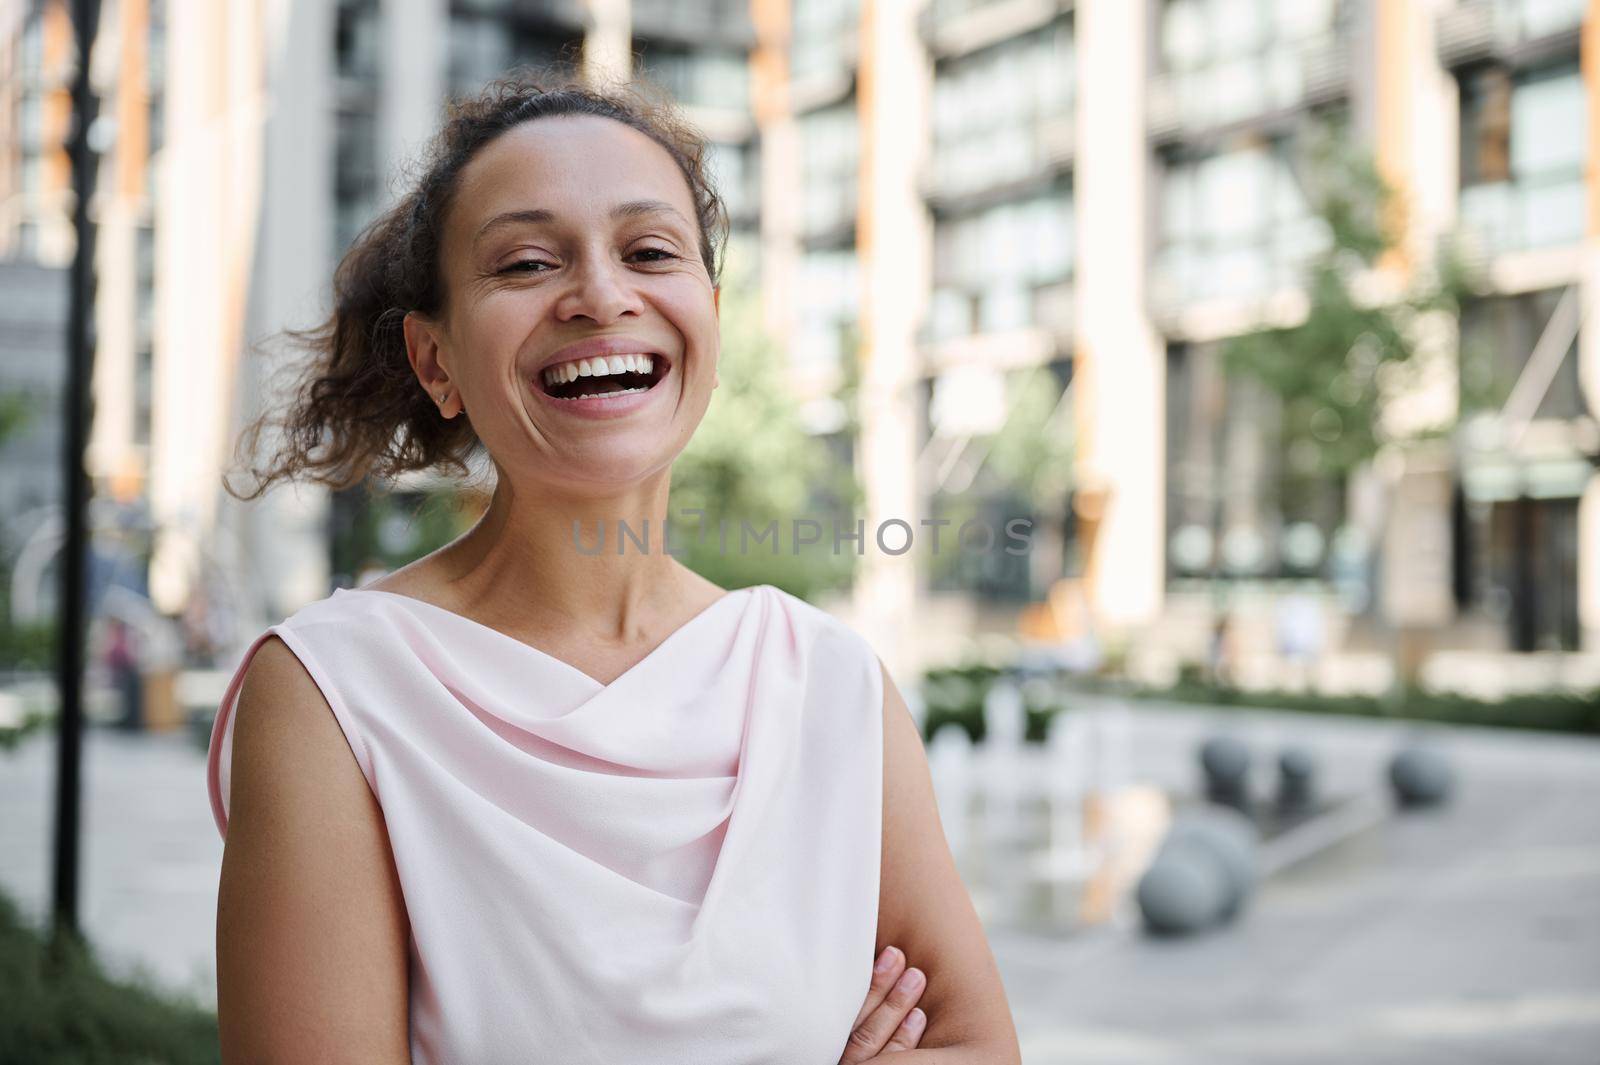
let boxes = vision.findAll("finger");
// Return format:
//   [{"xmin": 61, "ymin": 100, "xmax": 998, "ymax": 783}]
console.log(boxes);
[
  {"xmin": 881, "ymin": 1007, "xmax": 927, "ymax": 1053},
  {"xmin": 850, "ymin": 946, "xmax": 906, "ymax": 1030},
  {"xmin": 840, "ymin": 966, "xmax": 925, "ymax": 1063}
]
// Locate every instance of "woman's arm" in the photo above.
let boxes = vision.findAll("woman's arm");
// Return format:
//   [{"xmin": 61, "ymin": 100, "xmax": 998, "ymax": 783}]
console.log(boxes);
[
  {"xmin": 216, "ymin": 636, "xmax": 412, "ymax": 1064},
  {"xmin": 872, "ymin": 660, "xmax": 1023, "ymax": 1064}
]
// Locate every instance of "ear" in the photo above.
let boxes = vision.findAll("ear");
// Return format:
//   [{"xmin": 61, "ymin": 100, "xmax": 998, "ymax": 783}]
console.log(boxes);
[
  {"xmin": 402, "ymin": 311, "xmax": 444, "ymax": 383},
  {"xmin": 402, "ymin": 311, "xmax": 458, "ymax": 417}
]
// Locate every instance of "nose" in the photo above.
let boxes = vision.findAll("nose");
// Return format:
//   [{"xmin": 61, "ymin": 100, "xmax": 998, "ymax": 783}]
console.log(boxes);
[{"xmin": 553, "ymin": 251, "xmax": 644, "ymax": 325}]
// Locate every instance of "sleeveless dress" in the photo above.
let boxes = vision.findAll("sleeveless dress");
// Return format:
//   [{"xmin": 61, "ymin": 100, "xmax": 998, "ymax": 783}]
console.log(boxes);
[{"xmin": 205, "ymin": 582, "xmax": 885, "ymax": 1064}]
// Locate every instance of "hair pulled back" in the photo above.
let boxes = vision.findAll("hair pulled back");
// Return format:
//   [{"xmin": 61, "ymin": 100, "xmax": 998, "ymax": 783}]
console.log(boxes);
[{"xmin": 226, "ymin": 68, "xmax": 729, "ymax": 501}]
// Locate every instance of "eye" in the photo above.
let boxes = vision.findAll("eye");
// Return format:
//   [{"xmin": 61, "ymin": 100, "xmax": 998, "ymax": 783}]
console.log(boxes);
[
  {"xmin": 494, "ymin": 247, "xmax": 679, "ymax": 276},
  {"xmin": 498, "ymin": 259, "xmax": 553, "ymax": 275}
]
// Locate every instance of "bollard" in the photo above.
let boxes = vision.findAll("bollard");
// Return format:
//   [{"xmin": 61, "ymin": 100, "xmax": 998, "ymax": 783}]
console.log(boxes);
[
  {"xmin": 1388, "ymin": 745, "xmax": 1454, "ymax": 808},
  {"xmin": 1158, "ymin": 806, "xmax": 1260, "ymax": 922},
  {"xmin": 1199, "ymin": 734, "xmax": 1253, "ymax": 814},
  {"xmin": 1276, "ymin": 744, "xmax": 1318, "ymax": 814},
  {"xmin": 1136, "ymin": 848, "xmax": 1230, "ymax": 936}
]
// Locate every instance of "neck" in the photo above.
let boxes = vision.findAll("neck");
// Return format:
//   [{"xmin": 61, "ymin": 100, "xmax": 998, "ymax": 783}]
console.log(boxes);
[{"xmin": 434, "ymin": 466, "xmax": 706, "ymax": 640}]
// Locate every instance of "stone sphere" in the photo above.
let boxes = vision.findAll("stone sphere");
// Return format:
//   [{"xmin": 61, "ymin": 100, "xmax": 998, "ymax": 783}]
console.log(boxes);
[
  {"xmin": 1200, "ymin": 735, "xmax": 1251, "ymax": 785},
  {"xmin": 1136, "ymin": 849, "xmax": 1230, "ymax": 936},
  {"xmin": 1279, "ymin": 745, "xmax": 1316, "ymax": 782},
  {"xmin": 1389, "ymin": 746, "xmax": 1454, "ymax": 808},
  {"xmin": 1161, "ymin": 807, "xmax": 1261, "ymax": 920}
]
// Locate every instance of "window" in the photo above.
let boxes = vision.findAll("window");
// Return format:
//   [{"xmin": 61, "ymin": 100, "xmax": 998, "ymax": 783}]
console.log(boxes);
[
  {"xmin": 929, "ymin": 20, "xmax": 1074, "ymax": 200},
  {"xmin": 1458, "ymin": 62, "xmax": 1586, "ymax": 253},
  {"xmin": 794, "ymin": 250, "xmax": 859, "ymax": 372},
  {"xmin": 1459, "ymin": 288, "xmax": 1585, "ymax": 420},
  {"xmin": 1158, "ymin": 0, "xmax": 1342, "ymax": 128},
  {"xmin": 448, "ymin": 18, "xmax": 509, "ymax": 97},
  {"xmin": 791, "ymin": 0, "xmax": 859, "ymax": 79},
  {"xmin": 798, "ymin": 102, "xmax": 859, "ymax": 238},
  {"xmin": 1156, "ymin": 138, "xmax": 1323, "ymax": 306},
  {"xmin": 1165, "ymin": 340, "xmax": 1348, "ymax": 582},
  {"xmin": 928, "ymin": 190, "xmax": 1073, "ymax": 341},
  {"xmin": 1459, "ymin": 67, "xmax": 1512, "ymax": 187},
  {"xmin": 637, "ymin": 46, "xmax": 748, "ymax": 112}
]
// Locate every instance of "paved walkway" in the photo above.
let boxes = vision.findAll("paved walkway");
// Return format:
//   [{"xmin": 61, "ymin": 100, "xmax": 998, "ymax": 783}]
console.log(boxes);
[
  {"xmin": 1, "ymin": 702, "xmax": 1596, "ymax": 1062},
  {"xmin": 0, "ymin": 728, "xmax": 223, "ymax": 1004},
  {"xmin": 991, "ymin": 702, "xmax": 1600, "ymax": 1064}
]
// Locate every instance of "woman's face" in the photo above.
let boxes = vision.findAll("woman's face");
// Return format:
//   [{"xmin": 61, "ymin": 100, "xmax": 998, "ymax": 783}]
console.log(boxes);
[{"xmin": 408, "ymin": 114, "xmax": 720, "ymax": 494}]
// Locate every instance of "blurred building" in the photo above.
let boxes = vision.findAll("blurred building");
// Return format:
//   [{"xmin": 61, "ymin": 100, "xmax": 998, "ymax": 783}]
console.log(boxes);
[
  {"xmin": 758, "ymin": 0, "xmax": 1597, "ymax": 678},
  {"xmin": 0, "ymin": 257, "xmax": 67, "ymax": 527},
  {"xmin": 0, "ymin": 0, "xmax": 1593, "ymax": 679},
  {"xmin": 1146, "ymin": 0, "xmax": 1596, "ymax": 669}
]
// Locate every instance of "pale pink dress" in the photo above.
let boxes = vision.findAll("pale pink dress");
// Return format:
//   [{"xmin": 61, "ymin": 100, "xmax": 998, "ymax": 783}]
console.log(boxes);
[{"xmin": 206, "ymin": 582, "xmax": 885, "ymax": 1064}]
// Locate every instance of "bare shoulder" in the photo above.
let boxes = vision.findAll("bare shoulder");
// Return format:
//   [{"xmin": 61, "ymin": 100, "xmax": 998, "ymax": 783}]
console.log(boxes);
[
  {"xmin": 875, "ymin": 660, "xmax": 1021, "ymax": 1062},
  {"xmin": 218, "ymin": 635, "xmax": 411, "ymax": 1064}
]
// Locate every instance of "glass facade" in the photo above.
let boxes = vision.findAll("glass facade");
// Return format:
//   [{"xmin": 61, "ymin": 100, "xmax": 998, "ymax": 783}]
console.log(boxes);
[
  {"xmin": 1155, "ymin": 139, "xmax": 1325, "ymax": 307},
  {"xmin": 927, "ymin": 191, "xmax": 1073, "ymax": 342},
  {"xmin": 1157, "ymin": 0, "xmax": 1341, "ymax": 130},
  {"xmin": 798, "ymin": 102, "xmax": 859, "ymax": 240},
  {"xmin": 792, "ymin": 0, "xmax": 859, "ymax": 81},
  {"xmin": 636, "ymin": 45, "xmax": 749, "ymax": 113},
  {"xmin": 332, "ymin": 0, "xmax": 381, "ymax": 259},
  {"xmin": 793, "ymin": 249, "xmax": 860, "ymax": 375},
  {"xmin": 1459, "ymin": 61, "xmax": 1586, "ymax": 255},
  {"xmin": 928, "ymin": 21, "xmax": 1073, "ymax": 201}
]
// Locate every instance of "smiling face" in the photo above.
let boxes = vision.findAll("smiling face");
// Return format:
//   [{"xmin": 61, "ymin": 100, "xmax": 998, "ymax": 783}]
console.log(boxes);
[{"xmin": 403, "ymin": 114, "xmax": 721, "ymax": 494}]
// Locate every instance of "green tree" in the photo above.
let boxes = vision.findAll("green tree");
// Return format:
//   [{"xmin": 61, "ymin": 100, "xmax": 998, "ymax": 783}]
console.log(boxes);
[
  {"xmin": 668, "ymin": 275, "xmax": 860, "ymax": 600},
  {"xmin": 1221, "ymin": 127, "xmax": 1476, "ymax": 481}
]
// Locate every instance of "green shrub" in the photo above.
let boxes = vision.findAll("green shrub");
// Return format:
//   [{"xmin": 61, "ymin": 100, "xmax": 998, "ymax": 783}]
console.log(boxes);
[
  {"xmin": 919, "ymin": 664, "xmax": 1071, "ymax": 744},
  {"xmin": 1112, "ymin": 677, "xmax": 1600, "ymax": 736},
  {"xmin": 0, "ymin": 891, "xmax": 219, "ymax": 1065}
]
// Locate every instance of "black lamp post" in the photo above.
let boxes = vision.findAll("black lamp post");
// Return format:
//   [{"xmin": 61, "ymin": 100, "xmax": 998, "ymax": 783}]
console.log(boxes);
[{"xmin": 52, "ymin": 0, "xmax": 103, "ymax": 949}]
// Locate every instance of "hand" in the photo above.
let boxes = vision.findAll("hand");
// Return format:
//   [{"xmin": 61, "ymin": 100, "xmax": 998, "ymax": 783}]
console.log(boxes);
[{"xmin": 838, "ymin": 945, "xmax": 928, "ymax": 1062}]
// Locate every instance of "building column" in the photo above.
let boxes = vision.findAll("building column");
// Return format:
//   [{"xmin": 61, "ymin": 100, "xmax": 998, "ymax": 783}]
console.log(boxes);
[
  {"xmin": 1073, "ymin": 0, "xmax": 1164, "ymax": 632},
  {"xmin": 583, "ymin": 0, "xmax": 633, "ymax": 87},
  {"xmin": 148, "ymin": 0, "xmax": 265, "ymax": 617},
  {"xmin": 223, "ymin": 0, "xmax": 339, "ymax": 625},
  {"xmin": 751, "ymin": 0, "xmax": 799, "ymax": 347},
  {"xmin": 855, "ymin": 0, "xmax": 927, "ymax": 677},
  {"xmin": 379, "ymin": 0, "xmax": 445, "ymax": 192},
  {"xmin": 1580, "ymin": 0, "xmax": 1600, "ymax": 651},
  {"xmin": 87, "ymin": 0, "xmax": 150, "ymax": 496}
]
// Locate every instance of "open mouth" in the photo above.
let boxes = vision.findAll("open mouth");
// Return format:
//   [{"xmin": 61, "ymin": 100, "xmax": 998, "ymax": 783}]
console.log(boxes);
[{"xmin": 538, "ymin": 353, "xmax": 667, "ymax": 400}]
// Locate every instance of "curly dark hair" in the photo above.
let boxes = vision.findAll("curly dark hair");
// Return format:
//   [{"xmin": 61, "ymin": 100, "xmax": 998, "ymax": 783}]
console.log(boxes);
[{"xmin": 224, "ymin": 67, "xmax": 730, "ymax": 502}]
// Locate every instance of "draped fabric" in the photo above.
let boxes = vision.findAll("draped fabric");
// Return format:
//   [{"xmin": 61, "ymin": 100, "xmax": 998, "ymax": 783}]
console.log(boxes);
[{"xmin": 207, "ymin": 583, "xmax": 884, "ymax": 1064}]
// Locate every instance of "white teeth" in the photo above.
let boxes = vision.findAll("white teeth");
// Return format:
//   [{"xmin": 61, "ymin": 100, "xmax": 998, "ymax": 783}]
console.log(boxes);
[
  {"xmin": 541, "ymin": 353, "xmax": 658, "ymax": 389},
  {"xmin": 557, "ymin": 385, "xmax": 649, "ymax": 401}
]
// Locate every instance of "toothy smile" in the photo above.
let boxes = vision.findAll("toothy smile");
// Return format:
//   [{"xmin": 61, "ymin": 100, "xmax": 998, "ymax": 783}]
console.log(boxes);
[{"xmin": 538, "ymin": 353, "xmax": 665, "ymax": 400}]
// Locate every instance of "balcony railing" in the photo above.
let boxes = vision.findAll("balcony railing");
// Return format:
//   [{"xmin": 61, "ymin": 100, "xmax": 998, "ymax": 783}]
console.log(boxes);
[
  {"xmin": 1147, "ymin": 34, "xmax": 1350, "ymax": 144},
  {"xmin": 1458, "ymin": 177, "xmax": 1586, "ymax": 259},
  {"xmin": 924, "ymin": 113, "xmax": 1074, "ymax": 207},
  {"xmin": 920, "ymin": 0, "xmax": 1073, "ymax": 61},
  {"xmin": 1436, "ymin": 0, "xmax": 1584, "ymax": 68},
  {"xmin": 631, "ymin": 0, "xmax": 755, "ymax": 47}
]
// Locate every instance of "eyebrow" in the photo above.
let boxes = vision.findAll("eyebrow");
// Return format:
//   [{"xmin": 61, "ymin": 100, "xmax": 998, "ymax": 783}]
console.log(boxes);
[{"xmin": 473, "ymin": 199, "xmax": 693, "ymax": 244}]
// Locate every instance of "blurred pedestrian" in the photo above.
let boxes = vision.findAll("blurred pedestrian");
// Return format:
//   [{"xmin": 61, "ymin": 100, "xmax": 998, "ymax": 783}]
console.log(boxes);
[{"xmin": 104, "ymin": 616, "xmax": 142, "ymax": 731}]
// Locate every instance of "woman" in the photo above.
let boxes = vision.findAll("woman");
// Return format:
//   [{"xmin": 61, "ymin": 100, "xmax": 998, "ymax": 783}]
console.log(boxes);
[{"xmin": 209, "ymin": 73, "xmax": 1020, "ymax": 1064}]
